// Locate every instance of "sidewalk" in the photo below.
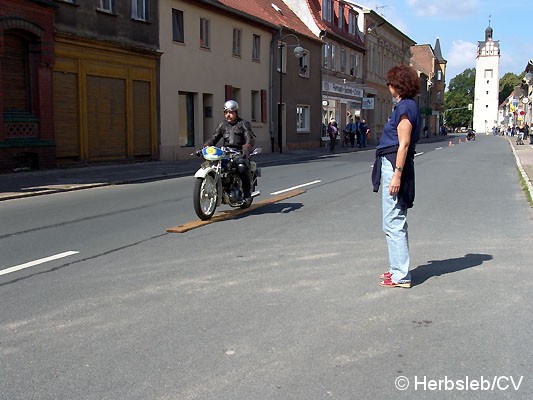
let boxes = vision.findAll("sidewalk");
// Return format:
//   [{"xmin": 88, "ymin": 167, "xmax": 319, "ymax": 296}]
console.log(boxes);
[
  {"xmin": 0, "ymin": 144, "xmax": 365, "ymax": 201},
  {"xmin": 506, "ymin": 134, "xmax": 533, "ymax": 201},
  {"xmin": 3, "ymin": 134, "xmax": 527, "ymax": 202}
]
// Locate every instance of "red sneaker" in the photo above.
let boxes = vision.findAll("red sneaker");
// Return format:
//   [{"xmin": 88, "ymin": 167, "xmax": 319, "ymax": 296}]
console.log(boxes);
[
  {"xmin": 379, "ymin": 278, "xmax": 411, "ymax": 288},
  {"xmin": 379, "ymin": 272, "xmax": 392, "ymax": 280}
]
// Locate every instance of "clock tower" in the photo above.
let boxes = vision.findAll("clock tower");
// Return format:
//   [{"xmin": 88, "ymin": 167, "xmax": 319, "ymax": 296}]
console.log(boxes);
[{"xmin": 473, "ymin": 23, "xmax": 500, "ymax": 134}]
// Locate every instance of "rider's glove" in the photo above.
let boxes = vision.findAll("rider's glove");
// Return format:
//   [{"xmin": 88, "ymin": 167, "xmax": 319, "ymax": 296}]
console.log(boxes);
[
  {"xmin": 195, "ymin": 149, "xmax": 203, "ymax": 157},
  {"xmin": 242, "ymin": 143, "xmax": 252, "ymax": 159}
]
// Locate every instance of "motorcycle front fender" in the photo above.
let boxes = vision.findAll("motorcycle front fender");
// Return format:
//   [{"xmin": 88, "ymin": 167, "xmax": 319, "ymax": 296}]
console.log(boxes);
[
  {"xmin": 194, "ymin": 166, "xmax": 223, "ymax": 206},
  {"xmin": 194, "ymin": 165, "xmax": 215, "ymax": 179}
]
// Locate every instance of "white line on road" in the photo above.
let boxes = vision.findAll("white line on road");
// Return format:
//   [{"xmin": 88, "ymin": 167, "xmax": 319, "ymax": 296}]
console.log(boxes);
[
  {"xmin": 270, "ymin": 180, "xmax": 321, "ymax": 195},
  {"xmin": 435, "ymin": 147, "xmax": 443, "ymax": 150},
  {"xmin": 0, "ymin": 251, "xmax": 79, "ymax": 276}
]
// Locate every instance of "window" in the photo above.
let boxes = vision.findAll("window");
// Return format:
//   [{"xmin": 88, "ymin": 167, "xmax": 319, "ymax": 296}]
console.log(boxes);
[
  {"xmin": 322, "ymin": 0, "xmax": 332, "ymax": 22},
  {"xmin": 349, "ymin": 52, "xmax": 356, "ymax": 76},
  {"xmin": 297, "ymin": 105, "xmax": 310, "ymax": 132},
  {"xmin": 232, "ymin": 28, "xmax": 242, "ymax": 56},
  {"xmin": 131, "ymin": 0, "xmax": 146, "ymax": 20},
  {"xmin": 348, "ymin": 12, "xmax": 357, "ymax": 35},
  {"xmin": 172, "ymin": 9, "xmax": 184, "ymax": 43},
  {"xmin": 200, "ymin": 18, "xmax": 210, "ymax": 49},
  {"xmin": 98, "ymin": 0, "xmax": 113, "ymax": 12},
  {"xmin": 484, "ymin": 69, "xmax": 493, "ymax": 79},
  {"xmin": 338, "ymin": 4, "xmax": 344, "ymax": 29},
  {"xmin": 178, "ymin": 92, "xmax": 195, "ymax": 147},
  {"xmin": 252, "ymin": 34, "xmax": 261, "ymax": 62},
  {"xmin": 299, "ymin": 51, "xmax": 309, "ymax": 77},
  {"xmin": 331, "ymin": 44, "xmax": 337, "ymax": 71},
  {"xmin": 437, "ymin": 70, "xmax": 442, "ymax": 81},
  {"xmin": 340, "ymin": 48, "xmax": 346, "ymax": 73},
  {"xmin": 323, "ymin": 43, "xmax": 330, "ymax": 68},
  {"xmin": 251, "ymin": 90, "xmax": 260, "ymax": 122}
]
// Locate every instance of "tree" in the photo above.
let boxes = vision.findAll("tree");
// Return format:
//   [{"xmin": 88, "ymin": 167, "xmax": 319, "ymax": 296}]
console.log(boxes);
[
  {"xmin": 444, "ymin": 69, "xmax": 524, "ymax": 129},
  {"xmin": 499, "ymin": 72, "xmax": 524, "ymax": 105},
  {"xmin": 444, "ymin": 68, "xmax": 475, "ymax": 128}
]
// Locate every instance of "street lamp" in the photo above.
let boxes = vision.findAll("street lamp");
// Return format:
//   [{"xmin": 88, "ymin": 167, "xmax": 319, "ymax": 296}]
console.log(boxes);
[{"xmin": 277, "ymin": 33, "xmax": 304, "ymax": 153}]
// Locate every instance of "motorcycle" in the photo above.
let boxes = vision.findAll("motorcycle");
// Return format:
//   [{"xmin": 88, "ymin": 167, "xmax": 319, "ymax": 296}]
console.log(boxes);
[
  {"xmin": 193, "ymin": 146, "xmax": 261, "ymax": 220},
  {"xmin": 466, "ymin": 129, "xmax": 476, "ymax": 141}
]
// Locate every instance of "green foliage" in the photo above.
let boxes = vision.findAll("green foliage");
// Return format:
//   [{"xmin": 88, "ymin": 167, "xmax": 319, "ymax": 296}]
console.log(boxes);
[
  {"xmin": 444, "ymin": 68, "xmax": 475, "ymax": 128},
  {"xmin": 444, "ymin": 69, "xmax": 525, "ymax": 129},
  {"xmin": 499, "ymin": 72, "xmax": 524, "ymax": 104}
]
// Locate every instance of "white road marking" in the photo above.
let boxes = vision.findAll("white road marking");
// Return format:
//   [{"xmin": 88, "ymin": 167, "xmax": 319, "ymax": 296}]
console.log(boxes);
[
  {"xmin": 0, "ymin": 251, "xmax": 79, "ymax": 276},
  {"xmin": 435, "ymin": 147, "xmax": 443, "ymax": 150},
  {"xmin": 415, "ymin": 152, "xmax": 424, "ymax": 157},
  {"xmin": 270, "ymin": 180, "xmax": 321, "ymax": 195}
]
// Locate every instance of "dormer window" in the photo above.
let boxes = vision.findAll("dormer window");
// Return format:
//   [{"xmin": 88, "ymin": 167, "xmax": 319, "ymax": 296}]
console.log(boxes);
[
  {"xmin": 338, "ymin": 4, "xmax": 344, "ymax": 29},
  {"xmin": 322, "ymin": 0, "xmax": 332, "ymax": 23},
  {"xmin": 348, "ymin": 11, "xmax": 357, "ymax": 35}
]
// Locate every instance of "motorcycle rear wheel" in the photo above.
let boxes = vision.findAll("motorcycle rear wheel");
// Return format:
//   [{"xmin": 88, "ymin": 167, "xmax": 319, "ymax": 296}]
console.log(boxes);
[{"xmin": 193, "ymin": 175, "xmax": 218, "ymax": 220}]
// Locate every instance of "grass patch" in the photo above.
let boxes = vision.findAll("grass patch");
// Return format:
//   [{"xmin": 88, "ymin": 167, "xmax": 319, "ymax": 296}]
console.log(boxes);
[{"xmin": 518, "ymin": 168, "xmax": 533, "ymax": 207}]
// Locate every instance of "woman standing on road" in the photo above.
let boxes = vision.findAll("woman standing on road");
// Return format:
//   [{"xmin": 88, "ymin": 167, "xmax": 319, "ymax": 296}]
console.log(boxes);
[{"xmin": 371, "ymin": 65, "xmax": 421, "ymax": 288}]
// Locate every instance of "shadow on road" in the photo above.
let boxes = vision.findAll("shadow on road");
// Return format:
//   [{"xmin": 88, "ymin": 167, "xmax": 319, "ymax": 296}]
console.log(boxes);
[
  {"xmin": 235, "ymin": 202, "xmax": 304, "ymax": 218},
  {"xmin": 411, "ymin": 253, "xmax": 493, "ymax": 287}
]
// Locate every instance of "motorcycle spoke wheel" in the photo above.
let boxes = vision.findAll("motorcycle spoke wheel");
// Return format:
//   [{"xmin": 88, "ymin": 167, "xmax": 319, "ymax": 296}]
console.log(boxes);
[{"xmin": 193, "ymin": 176, "xmax": 217, "ymax": 220}]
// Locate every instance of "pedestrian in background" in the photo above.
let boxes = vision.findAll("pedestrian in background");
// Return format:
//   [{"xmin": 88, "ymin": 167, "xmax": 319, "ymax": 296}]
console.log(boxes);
[
  {"xmin": 359, "ymin": 119, "xmax": 369, "ymax": 148},
  {"xmin": 327, "ymin": 117, "xmax": 339, "ymax": 153},
  {"xmin": 371, "ymin": 64, "xmax": 421, "ymax": 289},
  {"xmin": 344, "ymin": 117, "xmax": 357, "ymax": 148}
]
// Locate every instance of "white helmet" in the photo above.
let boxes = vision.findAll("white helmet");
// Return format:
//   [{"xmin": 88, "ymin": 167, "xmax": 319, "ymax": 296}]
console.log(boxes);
[{"xmin": 224, "ymin": 100, "xmax": 239, "ymax": 112}]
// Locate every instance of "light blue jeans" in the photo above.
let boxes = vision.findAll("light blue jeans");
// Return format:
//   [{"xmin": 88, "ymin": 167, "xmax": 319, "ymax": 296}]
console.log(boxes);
[{"xmin": 381, "ymin": 157, "xmax": 411, "ymax": 283}]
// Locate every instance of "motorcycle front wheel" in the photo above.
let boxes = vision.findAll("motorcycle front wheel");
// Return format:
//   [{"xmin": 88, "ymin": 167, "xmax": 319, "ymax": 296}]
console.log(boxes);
[{"xmin": 193, "ymin": 175, "xmax": 218, "ymax": 220}]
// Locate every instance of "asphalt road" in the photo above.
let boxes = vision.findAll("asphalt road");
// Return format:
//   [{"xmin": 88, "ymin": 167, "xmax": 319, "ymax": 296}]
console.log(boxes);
[{"xmin": 1, "ymin": 135, "xmax": 532, "ymax": 399}]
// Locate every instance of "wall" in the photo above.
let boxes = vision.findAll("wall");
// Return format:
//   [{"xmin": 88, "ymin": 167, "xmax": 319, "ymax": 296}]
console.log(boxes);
[{"xmin": 159, "ymin": 0, "xmax": 271, "ymax": 160}]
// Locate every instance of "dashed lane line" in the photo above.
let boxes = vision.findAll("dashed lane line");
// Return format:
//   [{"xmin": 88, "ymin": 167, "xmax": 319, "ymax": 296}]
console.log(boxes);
[{"xmin": 1, "ymin": 251, "xmax": 79, "ymax": 276}]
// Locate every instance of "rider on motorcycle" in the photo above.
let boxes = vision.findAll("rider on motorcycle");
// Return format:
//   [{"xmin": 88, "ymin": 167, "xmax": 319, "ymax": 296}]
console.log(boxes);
[{"xmin": 202, "ymin": 100, "xmax": 256, "ymax": 201}]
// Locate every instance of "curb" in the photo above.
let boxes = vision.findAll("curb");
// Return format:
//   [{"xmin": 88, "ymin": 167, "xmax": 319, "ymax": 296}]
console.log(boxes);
[{"xmin": 507, "ymin": 137, "xmax": 533, "ymax": 204}]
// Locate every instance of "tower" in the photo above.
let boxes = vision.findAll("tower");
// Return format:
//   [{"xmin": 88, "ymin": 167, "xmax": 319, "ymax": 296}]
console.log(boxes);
[{"xmin": 473, "ymin": 22, "xmax": 500, "ymax": 133}]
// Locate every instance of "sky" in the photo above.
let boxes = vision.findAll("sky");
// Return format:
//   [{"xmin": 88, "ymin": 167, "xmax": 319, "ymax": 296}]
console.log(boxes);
[{"xmin": 359, "ymin": 0, "xmax": 533, "ymax": 86}]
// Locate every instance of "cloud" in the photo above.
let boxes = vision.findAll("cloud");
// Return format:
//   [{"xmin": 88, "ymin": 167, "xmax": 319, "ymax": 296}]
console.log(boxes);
[
  {"xmin": 406, "ymin": 0, "xmax": 479, "ymax": 17},
  {"xmin": 447, "ymin": 40, "xmax": 477, "ymax": 70}
]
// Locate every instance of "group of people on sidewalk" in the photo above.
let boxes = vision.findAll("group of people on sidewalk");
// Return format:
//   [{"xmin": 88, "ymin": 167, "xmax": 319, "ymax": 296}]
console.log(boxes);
[
  {"xmin": 326, "ymin": 115, "xmax": 370, "ymax": 153},
  {"xmin": 493, "ymin": 124, "xmax": 532, "ymax": 145}
]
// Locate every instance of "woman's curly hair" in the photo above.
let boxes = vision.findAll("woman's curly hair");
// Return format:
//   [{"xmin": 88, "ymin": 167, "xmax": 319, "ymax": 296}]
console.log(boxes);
[{"xmin": 386, "ymin": 64, "xmax": 420, "ymax": 99}]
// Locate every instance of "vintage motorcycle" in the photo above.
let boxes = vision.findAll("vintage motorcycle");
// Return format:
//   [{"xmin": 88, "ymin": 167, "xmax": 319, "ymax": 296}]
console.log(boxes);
[
  {"xmin": 193, "ymin": 146, "xmax": 261, "ymax": 220},
  {"xmin": 466, "ymin": 129, "xmax": 476, "ymax": 141}
]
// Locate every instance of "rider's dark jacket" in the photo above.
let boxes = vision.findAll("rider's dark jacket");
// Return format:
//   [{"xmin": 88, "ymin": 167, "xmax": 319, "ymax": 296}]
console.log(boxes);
[{"xmin": 205, "ymin": 118, "xmax": 256, "ymax": 150}]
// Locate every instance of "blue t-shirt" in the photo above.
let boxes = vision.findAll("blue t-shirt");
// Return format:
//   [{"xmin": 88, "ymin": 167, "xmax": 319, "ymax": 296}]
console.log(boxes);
[{"xmin": 377, "ymin": 98, "xmax": 421, "ymax": 150}]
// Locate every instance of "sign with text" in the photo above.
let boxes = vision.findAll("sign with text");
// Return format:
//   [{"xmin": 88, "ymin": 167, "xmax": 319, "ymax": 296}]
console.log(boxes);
[
  {"xmin": 323, "ymin": 82, "xmax": 363, "ymax": 98},
  {"xmin": 362, "ymin": 97, "xmax": 374, "ymax": 110}
]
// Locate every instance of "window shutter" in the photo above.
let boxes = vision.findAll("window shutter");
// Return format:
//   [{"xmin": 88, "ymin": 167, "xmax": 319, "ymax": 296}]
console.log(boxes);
[{"xmin": 225, "ymin": 85, "xmax": 234, "ymax": 101}]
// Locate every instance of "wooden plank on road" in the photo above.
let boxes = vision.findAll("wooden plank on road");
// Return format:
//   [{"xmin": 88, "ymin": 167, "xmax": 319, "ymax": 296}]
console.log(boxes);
[{"xmin": 166, "ymin": 189, "xmax": 305, "ymax": 233}]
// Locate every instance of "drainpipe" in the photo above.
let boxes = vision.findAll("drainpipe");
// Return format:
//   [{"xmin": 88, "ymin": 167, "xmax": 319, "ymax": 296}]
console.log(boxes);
[{"xmin": 269, "ymin": 29, "xmax": 283, "ymax": 153}]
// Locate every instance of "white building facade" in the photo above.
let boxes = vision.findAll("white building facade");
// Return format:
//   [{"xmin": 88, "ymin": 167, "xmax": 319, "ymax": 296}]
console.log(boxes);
[{"xmin": 473, "ymin": 25, "xmax": 500, "ymax": 134}]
